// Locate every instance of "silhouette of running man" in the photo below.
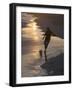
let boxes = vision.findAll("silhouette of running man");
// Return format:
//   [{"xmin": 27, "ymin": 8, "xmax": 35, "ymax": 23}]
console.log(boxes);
[{"xmin": 43, "ymin": 27, "xmax": 52, "ymax": 62}]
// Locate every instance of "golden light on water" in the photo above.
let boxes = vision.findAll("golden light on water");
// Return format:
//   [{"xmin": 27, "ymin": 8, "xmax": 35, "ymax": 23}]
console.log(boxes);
[
  {"xmin": 31, "ymin": 21, "xmax": 39, "ymax": 40},
  {"xmin": 22, "ymin": 18, "xmax": 43, "ymax": 41},
  {"xmin": 32, "ymin": 21, "xmax": 37, "ymax": 31}
]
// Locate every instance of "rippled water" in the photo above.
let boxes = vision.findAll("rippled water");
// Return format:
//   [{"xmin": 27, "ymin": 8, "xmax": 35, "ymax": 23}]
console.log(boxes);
[{"xmin": 21, "ymin": 35, "xmax": 64, "ymax": 77}]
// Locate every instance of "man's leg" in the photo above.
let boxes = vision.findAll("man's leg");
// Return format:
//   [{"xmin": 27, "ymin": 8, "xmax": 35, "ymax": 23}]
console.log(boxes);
[{"xmin": 44, "ymin": 49, "xmax": 47, "ymax": 62}]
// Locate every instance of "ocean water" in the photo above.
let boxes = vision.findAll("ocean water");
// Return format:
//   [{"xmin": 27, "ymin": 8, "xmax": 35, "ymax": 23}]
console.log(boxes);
[{"xmin": 21, "ymin": 34, "xmax": 64, "ymax": 77}]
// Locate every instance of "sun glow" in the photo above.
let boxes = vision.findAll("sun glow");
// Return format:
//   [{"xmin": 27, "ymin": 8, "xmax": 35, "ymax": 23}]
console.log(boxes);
[
  {"xmin": 31, "ymin": 21, "xmax": 39, "ymax": 40},
  {"xmin": 22, "ymin": 18, "xmax": 43, "ymax": 41},
  {"xmin": 32, "ymin": 22, "xmax": 37, "ymax": 31}
]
